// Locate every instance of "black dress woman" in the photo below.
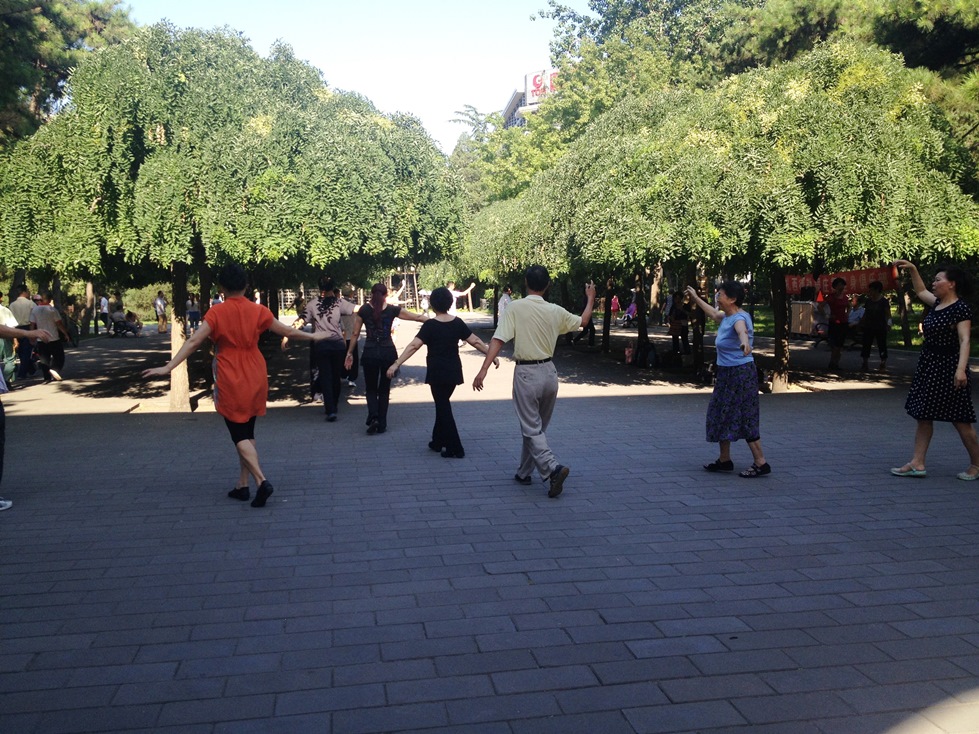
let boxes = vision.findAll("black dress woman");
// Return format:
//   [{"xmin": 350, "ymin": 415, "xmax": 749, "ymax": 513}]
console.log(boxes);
[{"xmin": 891, "ymin": 260, "xmax": 979, "ymax": 480}]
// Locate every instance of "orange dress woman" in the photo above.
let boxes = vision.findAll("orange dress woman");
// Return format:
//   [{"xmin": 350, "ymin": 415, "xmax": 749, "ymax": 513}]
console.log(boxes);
[{"xmin": 143, "ymin": 264, "xmax": 329, "ymax": 507}]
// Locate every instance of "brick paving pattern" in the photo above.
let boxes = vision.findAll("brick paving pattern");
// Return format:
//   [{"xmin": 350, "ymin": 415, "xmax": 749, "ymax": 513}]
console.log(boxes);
[{"xmin": 2, "ymin": 320, "xmax": 978, "ymax": 732}]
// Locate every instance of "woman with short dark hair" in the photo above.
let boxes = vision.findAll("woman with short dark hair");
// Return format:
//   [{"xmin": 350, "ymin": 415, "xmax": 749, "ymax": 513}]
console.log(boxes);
[
  {"xmin": 142, "ymin": 263, "xmax": 330, "ymax": 507},
  {"xmin": 386, "ymin": 287, "xmax": 498, "ymax": 457},
  {"xmin": 685, "ymin": 281, "xmax": 771, "ymax": 478}
]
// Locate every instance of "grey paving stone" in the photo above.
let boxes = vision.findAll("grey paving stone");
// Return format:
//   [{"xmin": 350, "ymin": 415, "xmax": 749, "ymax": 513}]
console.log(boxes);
[
  {"xmin": 492, "ymin": 664, "xmax": 600, "ymax": 694},
  {"xmin": 273, "ymin": 683, "xmax": 385, "ymax": 716},
  {"xmin": 157, "ymin": 694, "xmax": 275, "ymax": 727},
  {"xmin": 659, "ymin": 672, "xmax": 774, "ymax": 702},
  {"xmin": 35, "ymin": 704, "xmax": 161, "ymax": 733},
  {"xmin": 732, "ymin": 690, "xmax": 856, "ymax": 723},
  {"xmin": 555, "ymin": 680, "xmax": 668, "ymax": 713},
  {"xmin": 332, "ymin": 701, "xmax": 448, "ymax": 734},
  {"xmin": 623, "ymin": 700, "xmax": 748, "ymax": 733},
  {"xmin": 510, "ymin": 711, "xmax": 637, "ymax": 733},
  {"xmin": 445, "ymin": 691, "xmax": 561, "ymax": 725},
  {"xmin": 836, "ymin": 681, "xmax": 954, "ymax": 715},
  {"xmin": 435, "ymin": 649, "xmax": 537, "ymax": 677}
]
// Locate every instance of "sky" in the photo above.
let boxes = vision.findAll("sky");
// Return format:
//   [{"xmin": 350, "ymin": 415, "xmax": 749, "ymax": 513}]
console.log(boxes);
[{"xmin": 123, "ymin": 0, "xmax": 592, "ymax": 154}]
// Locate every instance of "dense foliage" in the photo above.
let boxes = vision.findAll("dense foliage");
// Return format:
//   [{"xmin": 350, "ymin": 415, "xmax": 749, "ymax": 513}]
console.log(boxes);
[{"xmin": 0, "ymin": 24, "xmax": 463, "ymax": 281}]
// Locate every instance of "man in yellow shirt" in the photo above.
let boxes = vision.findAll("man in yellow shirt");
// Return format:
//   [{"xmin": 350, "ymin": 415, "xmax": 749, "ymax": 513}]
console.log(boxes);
[{"xmin": 474, "ymin": 266, "xmax": 595, "ymax": 497}]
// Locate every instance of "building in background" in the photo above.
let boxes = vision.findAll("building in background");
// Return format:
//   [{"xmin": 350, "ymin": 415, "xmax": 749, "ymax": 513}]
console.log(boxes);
[{"xmin": 501, "ymin": 69, "xmax": 558, "ymax": 129}]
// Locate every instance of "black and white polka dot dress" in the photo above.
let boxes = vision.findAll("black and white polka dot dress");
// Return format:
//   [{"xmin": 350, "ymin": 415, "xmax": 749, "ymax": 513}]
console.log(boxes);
[{"xmin": 905, "ymin": 299, "xmax": 976, "ymax": 423}]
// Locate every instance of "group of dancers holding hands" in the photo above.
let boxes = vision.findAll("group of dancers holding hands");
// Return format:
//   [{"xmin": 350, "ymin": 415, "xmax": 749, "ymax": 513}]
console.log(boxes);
[{"xmin": 141, "ymin": 259, "xmax": 979, "ymax": 508}]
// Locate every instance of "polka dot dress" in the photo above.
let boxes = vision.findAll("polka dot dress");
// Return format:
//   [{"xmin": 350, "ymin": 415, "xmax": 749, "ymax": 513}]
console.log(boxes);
[{"xmin": 905, "ymin": 299, "xmax": 976, "ymax": 423}]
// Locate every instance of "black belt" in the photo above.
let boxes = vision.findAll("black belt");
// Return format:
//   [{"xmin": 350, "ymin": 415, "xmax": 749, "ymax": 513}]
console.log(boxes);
[{"xmin": 516, "ymin": 358, "xmax": 552, "ymax": 365}]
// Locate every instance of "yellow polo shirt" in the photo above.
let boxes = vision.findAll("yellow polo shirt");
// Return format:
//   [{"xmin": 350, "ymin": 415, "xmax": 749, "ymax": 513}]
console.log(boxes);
[{"xmin": 493, "ymin": 295, "xmax": 581, "ymax": 361}]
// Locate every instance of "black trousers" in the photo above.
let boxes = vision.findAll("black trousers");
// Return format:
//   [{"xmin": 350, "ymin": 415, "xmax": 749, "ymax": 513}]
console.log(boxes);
[
  {"xmin": 313, "ymin": 343, "xmax": 345, "ymax": 414},
  {"xmin": 861, "ymin": 328, "xmax": 888, "ymax": 361},
  {"xmin": 362, "ymin": 355, "xmax": 394, "ymax": 429},
  {"xmin": 36, "ymin": 339, "xmax": 65, "ymax": 380},
  {"xmin": 672, "ymin": 325, "xmax": 690, "ymax": 354},
  {"xmin": 430, "ymin": 383, "xmax": 462, "ymax": 453},
  {"xmin": 573, "ymin": 320, "xmax": 596, "ymax": 345}
]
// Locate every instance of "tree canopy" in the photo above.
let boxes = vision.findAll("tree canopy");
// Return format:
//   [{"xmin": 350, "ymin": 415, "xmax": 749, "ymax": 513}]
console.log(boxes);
[{"xmin": 0, "ymin": 23, "xmax": 464, "ymax": 282}]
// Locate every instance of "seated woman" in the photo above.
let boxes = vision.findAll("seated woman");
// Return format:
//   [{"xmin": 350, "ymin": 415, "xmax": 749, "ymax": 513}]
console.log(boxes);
[
  {"xmin": 108, "ymin": 305, "xmax": 141, "ymax": 336},
  {"xmin": 125, "ymin": 310, "xmax": 143, "ymax": 336},
  {"xmin": 620, "ymin": 302, "xmax": 638, "ymax": 327}
]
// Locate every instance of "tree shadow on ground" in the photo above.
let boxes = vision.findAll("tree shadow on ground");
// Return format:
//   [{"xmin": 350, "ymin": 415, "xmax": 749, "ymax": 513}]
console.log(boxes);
[{"xmin": 51, "ymin": 323, "xmax": 912, "ymax": 405}]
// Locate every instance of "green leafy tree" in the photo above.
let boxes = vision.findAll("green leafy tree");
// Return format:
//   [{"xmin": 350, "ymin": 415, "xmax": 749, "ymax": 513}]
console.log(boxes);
[{"xmin": 488, "ymin": 41, "xmax": 979, "ymax": 387}]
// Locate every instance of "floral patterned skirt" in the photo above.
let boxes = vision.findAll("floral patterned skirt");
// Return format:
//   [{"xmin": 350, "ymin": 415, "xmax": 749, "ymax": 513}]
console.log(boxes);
[{"xmin": 706, "ymin": 362, "xmax": 760, "ymax": 443}]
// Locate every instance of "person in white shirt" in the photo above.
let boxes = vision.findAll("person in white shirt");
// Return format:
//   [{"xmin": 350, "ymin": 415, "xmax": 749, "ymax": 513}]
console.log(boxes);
[
  {"xmin": 29, "ymin": 291, "xmax": 70, "ymax": 382},
  {"xmin": 446, "ymin": 281, "xmax": 475, "ymax": 317},
  {"xmin": 99, "ymin": 293, "xmax": 109, "ymax": 334},
  {"xmin": 153, "ymin": 291, "xmax": 168, "ymax": 333}
]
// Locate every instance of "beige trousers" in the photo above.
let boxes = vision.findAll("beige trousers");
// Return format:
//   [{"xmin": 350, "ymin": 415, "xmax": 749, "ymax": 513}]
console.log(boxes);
[{"xmin": 513, "ymin": 362, "xmax": 559, "ymax": 480}]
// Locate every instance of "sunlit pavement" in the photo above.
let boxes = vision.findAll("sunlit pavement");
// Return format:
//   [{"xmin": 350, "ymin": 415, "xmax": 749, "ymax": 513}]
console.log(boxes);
[{"xmin": 2, "ymin": 318, "xmax": 978, "ymax": 733}]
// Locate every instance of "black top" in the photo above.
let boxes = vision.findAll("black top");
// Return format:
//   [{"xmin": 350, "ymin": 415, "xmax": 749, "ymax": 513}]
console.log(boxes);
[
  {"xmin": 862, "ymin": 297, "xmax": 890, "ymax": 331},
  {"xmin": 358, "ymin": 303, "xmax": 400, "ymax": 359},
  {"xmin": 417, "ymin": 317, "xmax": 472, "ymax": 385}
]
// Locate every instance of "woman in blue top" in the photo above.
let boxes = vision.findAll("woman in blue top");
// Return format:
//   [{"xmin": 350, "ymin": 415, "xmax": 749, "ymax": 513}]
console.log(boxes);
[{"xmin": 686, "ymin": 282, "xmax": 771, "ymax": 478}]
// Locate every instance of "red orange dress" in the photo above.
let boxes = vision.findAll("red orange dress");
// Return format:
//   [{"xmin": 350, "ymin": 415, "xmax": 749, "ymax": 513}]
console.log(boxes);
[{"xmin": 203, "ymin": 297, "xmax": 275, "ymax": 423}]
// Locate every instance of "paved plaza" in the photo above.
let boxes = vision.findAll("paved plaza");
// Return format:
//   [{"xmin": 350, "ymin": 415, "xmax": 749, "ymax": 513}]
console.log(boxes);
[{"xmin": 2, "ymin": 319, "xmax": 979, "ymax": 733}]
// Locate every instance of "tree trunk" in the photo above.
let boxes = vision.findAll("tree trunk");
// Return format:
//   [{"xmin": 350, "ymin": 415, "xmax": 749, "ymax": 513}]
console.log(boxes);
[
  {"xmin": 199, "ymin": 258, "xmax": 213, "ymax": 318},
  {"xmin": 649, "ymin": 263, "xmax": 663, "ymax": 324},
  {"xmin": 9, "ymin": 269, "xmax": 26, "ymax": 300},
  {"xmin": 52, "ymin": 273, "xmax": 62, "ymax": 309},
  {"xmin": 81, "ymin": 281, "xmax": 95, "ymax": 337},
  {"xmin": 770, "ymin": 266, "xmax": 791, "ymax": 393},
  {"xmin": 266, "ymin": 286, "xmax": 278, "ymax": 318},
  {"xmin": 684, "ymin": 262, "xmax": 703, "ymax": 375},
  {"xmin": 634, "ymin": 270, "xmax": 651, "ymax": 366},
  {"xmin": 899, "ymin": 288, "xmax": 913, "ymax": 347},
  {"xmin": 169, "ymin": 262, "xmax": 191, "ymax": 412}
]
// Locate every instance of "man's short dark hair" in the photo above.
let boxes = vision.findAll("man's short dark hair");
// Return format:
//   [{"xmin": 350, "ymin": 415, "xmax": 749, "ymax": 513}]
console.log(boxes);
[
  {"xmin": 832, "ymin": 277, "xmax": 845, "ymax": 288},
  {"xmin": 525, "ymin": 265, "xmax": 550, "ymax": 292},
  {"xmin": 16, "ymin": 284, "xmax": 28, "ymax": 296},
  {"xmin": 217, "ymin": 263, "xmax": 248, "ymax": 293}
]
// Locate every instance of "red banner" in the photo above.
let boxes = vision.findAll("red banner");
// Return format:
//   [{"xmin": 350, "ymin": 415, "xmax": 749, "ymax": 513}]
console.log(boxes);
[{"xmin": 785, "ymin": 266, "xmax": 898, "ymax": 296}]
